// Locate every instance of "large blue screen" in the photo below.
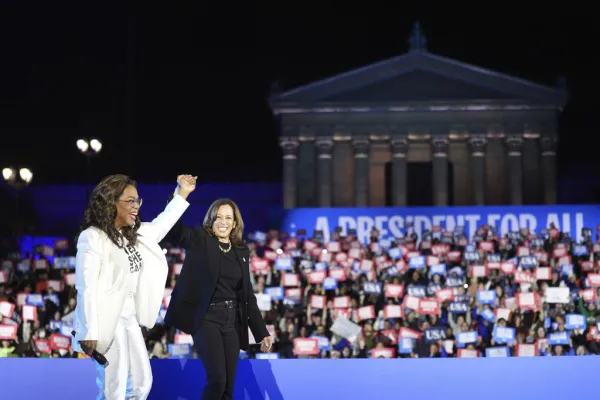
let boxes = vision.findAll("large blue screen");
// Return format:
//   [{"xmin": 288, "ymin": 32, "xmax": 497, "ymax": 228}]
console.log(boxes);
[
  {"xmin": 0, "ymin": 357, "xmax": 592, "ymax": 399},
  {"xmin": 281, "ymin": 205, "xmax": 600, "ymax": 244}
]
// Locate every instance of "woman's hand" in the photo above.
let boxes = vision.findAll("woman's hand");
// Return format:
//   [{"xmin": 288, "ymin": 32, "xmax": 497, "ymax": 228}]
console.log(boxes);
[
  {"xmin": 177, "ymin": 175, "xmax": 197, "ymax": 199},
  {"xmin": 260, "ymin": 336, "xmax": 273, "ymax": 352},
  {"xmin": 79, "ymin": 340, "xmax": 98, "ymax": 356}
]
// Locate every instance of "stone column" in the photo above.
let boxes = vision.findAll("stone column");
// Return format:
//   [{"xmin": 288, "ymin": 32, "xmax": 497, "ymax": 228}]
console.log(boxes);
[
  {"xmin": 505, "ymin": 135, "xmax": 524, "ymax": 205},
  {"xmin": 353, "ymin": 138, "xmax": 370, "ymax": 207},
  {"xmin": 522, "ymin": 135, "xmax": 542, "ymax": 204},
  {"xmin": 541, "ymin": 136, "xmax": 558, "ymax": 204},
  {"xmin": 332, "ymin": 138, "xmax": 353, "ymax": 207},
  {"xmin": 431, "ymin": 137, "xmax": 449, "ymax": 206},
  {"xmin": 280, "ymin": 137, "xmax": 298, "ymax": 209},
  {"xmin": 316, "ymin": 138, "xmax": 334, "ymax": 207},
  {"xmin": 390, "ymin": 136, "xmax": 408, "ymax": 206},
  {"xmin": 468, "ymin": 136, "xmax": 487, "ymax": 205},
  {"xmin": 296, "ymin": 139, "xmax": 316, "ymax": 207}
]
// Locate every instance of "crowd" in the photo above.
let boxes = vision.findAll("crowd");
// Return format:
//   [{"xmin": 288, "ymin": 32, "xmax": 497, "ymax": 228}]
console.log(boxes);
[{"xmin": 1, "ymin": 223, "xmax": 599, "ymax": 360}]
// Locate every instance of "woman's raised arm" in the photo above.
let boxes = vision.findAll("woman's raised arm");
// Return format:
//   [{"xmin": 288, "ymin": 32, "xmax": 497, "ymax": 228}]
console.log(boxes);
[{"xmin": 148, "ymin": 175, "xmax": 196, "ymax": 244}]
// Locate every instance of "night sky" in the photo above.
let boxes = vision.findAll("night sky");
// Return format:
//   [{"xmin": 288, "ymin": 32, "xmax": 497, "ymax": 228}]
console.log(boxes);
[{"xmin": 0, "ymin": 5, "xmax": 595, "ymax": 186}]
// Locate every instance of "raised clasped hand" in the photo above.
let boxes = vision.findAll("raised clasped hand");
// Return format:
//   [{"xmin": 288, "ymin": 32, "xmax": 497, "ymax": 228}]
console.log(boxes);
[{"xmin": 177, "ymin": 174, "xmax": 197, "ymax": 194}]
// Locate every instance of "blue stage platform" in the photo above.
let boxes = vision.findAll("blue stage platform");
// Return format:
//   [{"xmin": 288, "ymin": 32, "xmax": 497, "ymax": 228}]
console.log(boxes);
[{"xmin": 0, "ymin": 357, "xmax": 592, "ymax": 399}]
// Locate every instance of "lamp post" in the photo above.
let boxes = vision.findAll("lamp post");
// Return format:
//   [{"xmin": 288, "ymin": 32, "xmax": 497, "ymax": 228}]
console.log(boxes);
[
  {"xmin": 77, "ymin": 138, "xmax": 102, "ymax": 202},
  {"xmin": 2, "ymin": 167, "xmax": 33, "ymax": 236}
]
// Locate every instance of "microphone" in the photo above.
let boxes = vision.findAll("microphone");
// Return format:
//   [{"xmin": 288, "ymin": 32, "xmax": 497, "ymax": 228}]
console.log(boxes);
[{"xmin": 71, "ymin": 331, "xmax": 109, "ymax": 367}]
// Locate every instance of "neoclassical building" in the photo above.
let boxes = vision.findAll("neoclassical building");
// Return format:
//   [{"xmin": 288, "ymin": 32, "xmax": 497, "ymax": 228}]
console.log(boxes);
[{"xmin": 269, "ymin": 23, "xmax": 568, "ymax": 209}]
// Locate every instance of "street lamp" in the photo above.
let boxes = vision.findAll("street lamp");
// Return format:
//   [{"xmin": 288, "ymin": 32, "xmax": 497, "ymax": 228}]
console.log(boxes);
[
  {"xmin": 2, "ymin": 166, "xmax": 33, "ymax": 236},
  {"xmin": 2, "ymin": 167, "xmax": 33, "ymax": 187},
  {"xmin": 77, "ymin": 138, "xmax": 102, "ymax": 202},
  {"xmin": 77, "ymin": 138, "xmax": 102, "ymax": 154}
]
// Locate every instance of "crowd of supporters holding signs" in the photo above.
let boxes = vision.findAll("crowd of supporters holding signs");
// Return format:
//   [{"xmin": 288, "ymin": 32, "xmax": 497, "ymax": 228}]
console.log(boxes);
[{"xmin": 0, "ymin": 223, "xmax": 599, "ymax": 359}]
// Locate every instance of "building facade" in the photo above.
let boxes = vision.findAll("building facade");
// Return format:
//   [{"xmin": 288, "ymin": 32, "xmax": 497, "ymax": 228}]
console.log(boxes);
[{"xmin": 269, "ymin": 23, "xmax": 568, "ymax": 209}]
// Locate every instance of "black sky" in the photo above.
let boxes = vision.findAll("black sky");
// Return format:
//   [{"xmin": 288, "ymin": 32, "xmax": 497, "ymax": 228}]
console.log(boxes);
[{"xmin": 0, "ymin": 5, "xmax": 596, "ymax": 185}]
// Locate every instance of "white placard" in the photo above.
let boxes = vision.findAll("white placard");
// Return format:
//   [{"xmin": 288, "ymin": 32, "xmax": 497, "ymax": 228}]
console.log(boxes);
[
  {"xmin": 544, "ymin": 287, "xmax": 570, "ymax": 304},
  {"xmin": 331, "ymin": 317, "xmax": 362, "ymax": 343},
  {"xmin": 255, "ymin": 293, "xmax": 272, "ymax": 311}
]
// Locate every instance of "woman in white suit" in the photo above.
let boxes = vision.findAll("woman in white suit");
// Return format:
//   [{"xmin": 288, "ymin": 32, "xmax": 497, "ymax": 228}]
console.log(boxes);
[{"xmin": 72, "ymin": 174, "xmax": 196, "ymax": 400}]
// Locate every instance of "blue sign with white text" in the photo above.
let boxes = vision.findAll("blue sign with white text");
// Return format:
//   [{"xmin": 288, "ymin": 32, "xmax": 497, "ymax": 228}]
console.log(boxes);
[{"xmin": 281, "ymin": 205, "xmax": 600, "ymax": 244}]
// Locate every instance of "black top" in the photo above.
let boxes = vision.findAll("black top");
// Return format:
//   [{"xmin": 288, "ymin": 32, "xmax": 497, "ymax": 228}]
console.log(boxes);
[
  {"xmin": 163, "ymin": 207, "xmax": 270, "ymax": 350},
  {"xmin": 211, "ymin": 245, "xmax": 242, "ymax": 303}
]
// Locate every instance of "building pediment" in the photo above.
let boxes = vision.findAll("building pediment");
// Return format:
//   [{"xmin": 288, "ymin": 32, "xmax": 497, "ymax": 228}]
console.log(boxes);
[
  {"xmin": 270, "ymin": 34, "xmax": 567, "ymax": 110},
  {"xmin": 318, "ymin": 69, "xmax": 517, "ymax": 103}
]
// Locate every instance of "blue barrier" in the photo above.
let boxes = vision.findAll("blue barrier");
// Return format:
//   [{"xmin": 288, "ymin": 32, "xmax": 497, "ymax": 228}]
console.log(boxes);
[
  {"xmin": 0, "ymin": 357, "xmax": 593, "ymax": 399},
  {"xmin": 281, "ymin": 205, "xmax": 600, "ymax": 244}
]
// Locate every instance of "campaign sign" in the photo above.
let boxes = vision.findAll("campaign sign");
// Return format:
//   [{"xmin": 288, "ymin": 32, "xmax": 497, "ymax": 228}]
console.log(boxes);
[
  {"xmin": 312, "ymin": 335, "xmax": 331, "ymax": 351},
  {"xmin": 44, "ymin": 294, "xmax": 60, "ymax": 307},
  {"xmin": 427, "ymin": 284, "xmax": 441, "ymax": 296},
  {"xmin": 363, "ymin": 282, "xmax": 382, "ymax": 295},
  {"xmin": 253, "ymin": 231, "xmax": 267, "ymax": 242},
  {"xmin": 26, "ymin": 294, "xmax": 44, "ymax": 307},
  {"xmin": 407, "ymin": 286, "xmax": 426, "ymax": 298},
  {"xmin": 388, "ymin": 248, "xmax": 402, "ymax": 260},
  {"xmin": 275, "ymin": 258, "xmax": 293, "ymax": 271},
  {"xmin": 456, "ymin": 331, "xmax": 478, "ymax": 348},
  {"xmin": 561, "ymin": 264, "xmax": 574, "ymax": 276},
  {"xmin": 481, "ymin": 308, "xmax": 496, "ymax": 323},
  {"xmin": 289, "ymin": 250, "xmax": 302, "ymax": 258},
  {"xmin": 548, "ymin": 331, "xmax": 570, "ymax": 345},
  {"xmin": 488, "ymin": 254, "xmax": 502, "ymax": 262},
  {"xmin": 446, "ymin": 277, "xmax": 465, "ymax": 287},
  {"xmin": 565, "ymin": 314, "xmax": 587, "ymax": 330},
  {"xmin": 156, "ymin": 309, "xmax": 167, "ymax": 324},
  {"xmin": 486, "ymin": 347, "xmax": 510, "ymax": 358},
  {"xmin": 408, "ymin": 256, "xmax": 426, "ymax": 269},
  {"xmin": 449, "ymin": 302, "xmax": 469, "ymax": 314},
  {"xmin": 314, "ymin": 262, "xmax": 327, "ymax": 271},
  {"xmin": 255, "ymin": 352, "xmax": 280, "ymax": 360},
  {"xmin": 572, "ymin": 245, "xmax": 588, "ymax": 256},
  {"xmin": 398, "ymin": 338, "xmax": 415, "ymax": 354},
  {"xmin": 492, "ymin": 326, "xmax": 516, "ymax": 344},
  {"xmin": 430, "ymin": 264, "xmax": 446, "ymax": 275},
  {"xmin": 281, "ymin": 205, "xmax": 594, "ymax": 244},
  {"xmin": 49, "ymin": 320, "xmax": 62, "ymax": 332},
  {"xmin": 168, "ymin": 344, "xmax": 193, "ymax": 359},
  {"xmin": 323, "ymin": 277, "xmax": 337, "ymax": 291},
  {"xmin": 54, "ymin": 256, "xmax": 76, "ymax": 269},
  {"xmin": 464, "ymin": 252, "xmax": 481, "ymax": 262},
  {"xmin": 424, "ymin": 327, "xmax": 446, "ymax": 344},
  {"xmin": 519, "ymin": 256, "xmax": 538, "ymax": 269},
  {"xmin": 264, "ymin": 287, "xmax": 284, "ymax": 300},
  {"xmin": 477, "ymin": 290, "xmax": 496, "ymax": 305}
]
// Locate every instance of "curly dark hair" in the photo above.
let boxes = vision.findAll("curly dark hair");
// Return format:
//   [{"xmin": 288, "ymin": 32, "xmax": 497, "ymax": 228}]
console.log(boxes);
[{"xmin": 76, "ymin": 174, "xmax": 141, "ymax": 248}]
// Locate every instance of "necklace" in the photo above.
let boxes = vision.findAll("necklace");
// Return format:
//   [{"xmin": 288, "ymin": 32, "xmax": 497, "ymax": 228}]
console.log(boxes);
[{"xmin": 219, "ymin": 241, "xmax": 232, "ymax": 253}]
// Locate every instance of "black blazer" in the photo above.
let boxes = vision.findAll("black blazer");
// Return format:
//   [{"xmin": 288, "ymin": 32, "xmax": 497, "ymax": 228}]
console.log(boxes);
[{"xmin": 163, "ymin": 214, "xmax": 269, "ymax": 351}]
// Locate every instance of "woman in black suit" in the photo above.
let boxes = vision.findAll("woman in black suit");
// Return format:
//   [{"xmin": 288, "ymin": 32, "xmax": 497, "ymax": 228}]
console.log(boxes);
[{"xmin": 164, "ymin": 184, "xmax": 271, "ymax": 400}]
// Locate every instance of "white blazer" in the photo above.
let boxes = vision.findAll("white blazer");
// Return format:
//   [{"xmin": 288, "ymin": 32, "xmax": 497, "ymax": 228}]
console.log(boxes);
[{"xmin": 71, "ymin": 194, "xmax": 189, "ymax": 354}]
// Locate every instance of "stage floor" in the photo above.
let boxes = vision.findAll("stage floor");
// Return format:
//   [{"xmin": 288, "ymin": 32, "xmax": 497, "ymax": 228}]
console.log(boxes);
[{"xmin": 0, "ymin": 357, "xmax": 591, "ymax": 399}]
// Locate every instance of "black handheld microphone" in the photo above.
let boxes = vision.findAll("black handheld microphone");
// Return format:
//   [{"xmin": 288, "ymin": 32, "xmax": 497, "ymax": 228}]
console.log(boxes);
[{"xmin": 71, "ymin": 330, "xmax": 109, "ymax": 367}]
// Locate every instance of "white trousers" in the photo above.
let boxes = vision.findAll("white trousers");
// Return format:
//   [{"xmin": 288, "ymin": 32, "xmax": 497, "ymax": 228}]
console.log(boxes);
[{"xmin": 95, "ymin": 293, "xmax": 153, "ymax": 400}]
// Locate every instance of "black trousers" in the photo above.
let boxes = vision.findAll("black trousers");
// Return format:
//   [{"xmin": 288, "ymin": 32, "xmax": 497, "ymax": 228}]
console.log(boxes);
[{"xmin": 194, "ymin": 304, "xmax": 240, "ymax": 400}]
